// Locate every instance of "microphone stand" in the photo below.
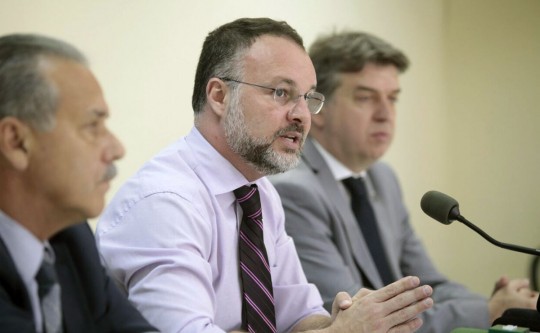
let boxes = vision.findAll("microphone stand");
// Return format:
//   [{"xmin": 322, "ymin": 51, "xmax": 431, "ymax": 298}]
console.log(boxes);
[{"xmin": 456, "ymin": 214, "xmax": 540, "ymax": 256}]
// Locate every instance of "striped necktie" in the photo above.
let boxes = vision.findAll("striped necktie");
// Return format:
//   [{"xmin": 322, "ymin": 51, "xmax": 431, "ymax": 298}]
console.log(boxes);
[
  {"xmin": 342, "ymin": 176, "xmax": 395, "ymax": 286},
  {"xmin": 36, "ymin": 248, "xmax": 63, "ymax": 333},
  {"xmin": 234, "ymin": 184, "xmax": 276, "ymax": 333}
]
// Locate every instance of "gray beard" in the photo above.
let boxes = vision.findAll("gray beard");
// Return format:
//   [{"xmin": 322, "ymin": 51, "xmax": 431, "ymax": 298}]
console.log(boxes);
[{"xmin": 223, "ymin": 92, "xmax": 303, "ymax": 175}]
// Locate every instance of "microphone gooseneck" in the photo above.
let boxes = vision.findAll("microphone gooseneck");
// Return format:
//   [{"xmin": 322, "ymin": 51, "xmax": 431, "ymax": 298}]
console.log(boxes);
[{"xmin": 421, "ymin": 190, "xmax": 540, "ymax": 256}]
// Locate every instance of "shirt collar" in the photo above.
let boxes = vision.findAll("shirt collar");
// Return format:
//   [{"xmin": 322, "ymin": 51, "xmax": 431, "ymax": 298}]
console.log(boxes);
[
  {"xmin": 186, "ymin": 128, "xmax": 265, "ymax": 200},
  {"xmin": 311, "ymin": 139, "xmax": 367, "ymax": 181},
  {"xmin": 0, "ymin": 210, "xmax": 46, "ymax": 283}
]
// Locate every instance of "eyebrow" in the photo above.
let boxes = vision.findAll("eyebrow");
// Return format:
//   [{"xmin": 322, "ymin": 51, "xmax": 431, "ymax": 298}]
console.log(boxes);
[
  {"xmin": 275, "ymin": 77, "xmax": 317, "ymax": 92},
  {"xmin": 91, "ymin": 109, "xmax": 109, "ymax": 119},
  {"xmin": 354, "ymin": 85, "xmax": 401, "ymax": 94}
]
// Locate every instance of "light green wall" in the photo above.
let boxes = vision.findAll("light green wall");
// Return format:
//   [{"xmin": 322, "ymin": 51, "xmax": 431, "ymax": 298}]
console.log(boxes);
[{"xmin": 1, "ymin": 0, "xmax": 537, "ymax": 297}]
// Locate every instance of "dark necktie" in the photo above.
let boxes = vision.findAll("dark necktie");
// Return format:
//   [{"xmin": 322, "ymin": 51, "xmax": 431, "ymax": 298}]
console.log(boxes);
[
  {"xmin": 35, "ymin": 249, "xmax": 63, "ymax": 333},
  {"xmin": 342, "ymin": 177, "xmax": 395, "ymax": 286},
  {"xmin": 234, "ymin": 185, "xmax": 276, "ymax": 333}
]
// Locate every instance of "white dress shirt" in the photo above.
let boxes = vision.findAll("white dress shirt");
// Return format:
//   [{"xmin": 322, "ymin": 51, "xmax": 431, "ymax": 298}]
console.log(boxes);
[{"xmin": 312, "ymin": 139, "xmax": 374, "ymax": 198}]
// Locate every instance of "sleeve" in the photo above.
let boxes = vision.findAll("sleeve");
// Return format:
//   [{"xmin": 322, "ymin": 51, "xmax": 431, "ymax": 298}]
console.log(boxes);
[
  {"xmin": 398, "ymin": 216, "xmax": 490, "ymax": 332},
  {"xmin": 97, "ymin": 192, "xmax": 227, "ymax": 333},
  {"xmin": 272, "ymin": 179, "xmax": 361, "ymax": 311},
  {"xmin": 103, "ymin": 269, "xmax": 160, "ymax": 333},
  {"xmin": 263, "ymin": 186, "xmax": 329, "ymax": 332}
]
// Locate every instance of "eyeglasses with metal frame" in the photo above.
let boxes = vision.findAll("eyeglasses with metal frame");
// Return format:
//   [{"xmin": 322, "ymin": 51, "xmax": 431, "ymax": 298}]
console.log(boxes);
[{"xmin": 220, "ymin": 77, "xmax": 325, "ymax": 114}]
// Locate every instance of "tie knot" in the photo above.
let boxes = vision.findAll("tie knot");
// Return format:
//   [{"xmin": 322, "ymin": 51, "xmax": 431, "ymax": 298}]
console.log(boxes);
[
  {"xmin": 234, "ymin": 185, "xmax": 261, "ymax": 218},
  {"xmin": 342, "ymin": 177, "xmax": 368, "ymax": 198},
  {"xmin": 36, "ymin": 257, "xmax": 58, "ymax": 298}
]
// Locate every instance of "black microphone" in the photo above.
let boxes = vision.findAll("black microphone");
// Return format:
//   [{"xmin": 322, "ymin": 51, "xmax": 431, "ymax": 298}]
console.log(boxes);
[{"xmin": 421, "ymin": 190, "xmax": 540, "ymax": 256}]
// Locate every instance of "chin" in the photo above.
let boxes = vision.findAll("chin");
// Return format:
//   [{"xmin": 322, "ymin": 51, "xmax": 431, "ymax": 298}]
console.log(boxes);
[{"xmin": 83, "ymin": 200, "xmax": 105, "ymax": 219}]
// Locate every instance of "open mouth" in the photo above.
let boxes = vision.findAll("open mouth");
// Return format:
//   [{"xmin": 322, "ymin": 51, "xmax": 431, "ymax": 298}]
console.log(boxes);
[
  {"xmin": 282, "ymin": 133, "xmax": 300, "ymax": 143},
  {"xmin": 277, "ymin": 132, "xmax": 303, "ymax": 151}
]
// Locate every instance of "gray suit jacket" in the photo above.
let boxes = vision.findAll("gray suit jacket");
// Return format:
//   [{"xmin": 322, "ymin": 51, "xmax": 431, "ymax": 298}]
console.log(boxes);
[{"xmin": 270, "ymin": 138, "xmax": 490, "ymax": 333}]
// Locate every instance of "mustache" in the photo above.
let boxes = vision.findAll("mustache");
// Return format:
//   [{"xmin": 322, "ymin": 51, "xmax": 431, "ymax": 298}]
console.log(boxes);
[
  {"xmin": 101, "ymin": 164, "xmax": 118, "ymax": 182},
  {"xmin": 274, "ymin": 123, "xmax": 305, "ymax": 139}
]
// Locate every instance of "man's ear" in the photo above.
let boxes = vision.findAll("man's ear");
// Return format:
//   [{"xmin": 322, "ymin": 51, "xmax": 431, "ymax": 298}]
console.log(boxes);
[
  {"xmin": 206, "ymin": 78, "xmax": 229, "ymax": 118},
  {"xmin": 0, "ymin": 117, "xmax": 33, "ymax": 170}
]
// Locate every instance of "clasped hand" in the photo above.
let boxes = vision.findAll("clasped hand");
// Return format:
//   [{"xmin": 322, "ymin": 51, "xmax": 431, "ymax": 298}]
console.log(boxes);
[{"xmin": 329, "ymin": 276, "xmax": 433, "ymax": 333}]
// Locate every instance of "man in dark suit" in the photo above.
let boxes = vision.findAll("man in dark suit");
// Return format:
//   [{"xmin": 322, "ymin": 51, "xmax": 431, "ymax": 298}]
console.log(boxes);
[
  {"xmin": 0, "ymin": 34, "xmax": 157, "ymax": 332},
  {"xmin": 269, "ymin": 31, "xmax": 538, "ymax": 333}
]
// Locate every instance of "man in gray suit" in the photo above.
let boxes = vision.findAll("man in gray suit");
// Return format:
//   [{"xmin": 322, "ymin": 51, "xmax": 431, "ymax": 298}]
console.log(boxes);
[{"xmin": 269, "ymin": 31, "xmax": 538, "ymax": 333}]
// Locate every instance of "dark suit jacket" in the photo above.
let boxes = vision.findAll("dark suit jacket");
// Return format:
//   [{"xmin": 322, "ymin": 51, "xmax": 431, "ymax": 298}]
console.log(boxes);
[
  {"xmin": 0, "ymin": 222, "xmax": 156, "ymax": 333},
  {"xmin": 269, "ymin": 138, "xmax": 490, "ymax": 333}
]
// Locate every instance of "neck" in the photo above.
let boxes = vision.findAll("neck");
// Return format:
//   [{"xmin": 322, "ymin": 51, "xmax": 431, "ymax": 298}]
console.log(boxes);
[
  {"xmin": 311, "ymin": 134, "xmax": 371, "ymax": 174},
  {"xmin": 196, "ymin": 114, "xmax": 265, "ymax": 183},
  {"xmin": 0, "ymin": 177, "xmax": 71, "ymax": 241}
]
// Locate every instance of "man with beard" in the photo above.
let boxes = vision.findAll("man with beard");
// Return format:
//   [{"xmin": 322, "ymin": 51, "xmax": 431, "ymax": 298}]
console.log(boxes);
[{"xmin": 96, "ymin": 18, "xmax": 433, "ymax": 333}]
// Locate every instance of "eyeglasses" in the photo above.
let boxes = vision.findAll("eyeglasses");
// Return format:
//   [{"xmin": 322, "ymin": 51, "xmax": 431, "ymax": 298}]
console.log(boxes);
[{"xmin": 220, "ymin": 77, "xmax": 325, "ymax": 114}]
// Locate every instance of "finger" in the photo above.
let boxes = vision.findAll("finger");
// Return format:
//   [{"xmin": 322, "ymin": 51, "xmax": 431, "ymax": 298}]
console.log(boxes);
[
  {"xmin": 517, "ymin": 288, "xmax": 536, "ymax": 297},
  {"xmin": 389, "ymin": 317, "xmax": 424, "ymax": 333},
  {"xmin": 367, "ymin": 276, "xmax": 421, "ymax": 303},
  {"xmin": 507, "ymin": 278, "xmax": 531, "ymax": 291},
  {"xmin": 331, "ymin": 291, "xmax": 353, "ymax": 321},
  {"xmin": 335, "ymin": 291, "xmax": 353, "ymax": 309},
  {"xmin": 386, "ymin": 297, "xmax": 433, "ymax": 329},
  {"xmin": 516, "ymin": 290, "xmax": 539, "ymax": 308},
  {"xmin": 380, "ymin": 285, "xmax": 433, "ymax": 318},
  {"xmin": 492, "ymin": 275, "xmax": 509, "ymax": 295},
  {"xmin": 351, "ymin": 287, "xmax": 373, "ymax": 302}
]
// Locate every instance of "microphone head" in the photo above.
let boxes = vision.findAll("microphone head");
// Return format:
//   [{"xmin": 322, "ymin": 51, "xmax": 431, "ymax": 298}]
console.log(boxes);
[{"xmin": 420, "ymin": 190, "xmax": 461, "ymax": 225}]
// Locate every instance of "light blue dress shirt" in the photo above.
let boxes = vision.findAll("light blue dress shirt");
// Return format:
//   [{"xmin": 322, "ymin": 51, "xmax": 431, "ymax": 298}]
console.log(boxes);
[{"xmin": 0, "ymin": 209, "xmax": 48, "ymax": 333}]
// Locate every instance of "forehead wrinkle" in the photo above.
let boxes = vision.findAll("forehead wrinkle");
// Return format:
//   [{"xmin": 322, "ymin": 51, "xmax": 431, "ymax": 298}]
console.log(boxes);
[{"xmin": 243, "ymin": 35, "xmax": 316, "ymax": 89}]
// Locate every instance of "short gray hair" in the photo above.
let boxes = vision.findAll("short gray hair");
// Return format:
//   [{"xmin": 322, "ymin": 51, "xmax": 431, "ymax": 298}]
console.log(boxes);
[{"xmin": 0, "ymin": 34, "xmax": 87, "ymax": 130}]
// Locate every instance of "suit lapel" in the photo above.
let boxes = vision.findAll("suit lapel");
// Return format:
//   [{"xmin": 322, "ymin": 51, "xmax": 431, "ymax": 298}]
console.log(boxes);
[
  {"xmin": 363, "ymin": 171, "xmax": 400, "ymax": 282},
  {"xmin": 0, "ymin": 235, "xmax": 37, "ymax": 333},
  {"xmin": 52, "ymin": 234, "xmax": 96, "ymax": 333},
  {"xmin": 0, "ymin": 237, "xmax": 33, "ymax": 312},
  {"xmin": 302, "ymin": 138, "xmax": 384, "ymax": 288}
]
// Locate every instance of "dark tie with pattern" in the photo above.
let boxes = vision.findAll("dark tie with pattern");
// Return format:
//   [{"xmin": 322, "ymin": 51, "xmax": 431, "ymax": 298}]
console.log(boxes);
[
  {"xmin": 35, "ymin": 249, "xmax": 63, "ymax": 333},
  {"xmin": 234, "ymin": 184, "xmax": 276, "ymax": 333},
  {"xmin": 342, "ymin": 177, "xmax": 395, "ymax": 286}
]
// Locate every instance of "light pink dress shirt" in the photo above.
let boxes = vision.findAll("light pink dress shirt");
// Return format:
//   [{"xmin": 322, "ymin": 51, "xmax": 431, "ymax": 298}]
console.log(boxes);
[{"xmin": 96, "ymin": 127, "xmax": 327, "ymax": 333}]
